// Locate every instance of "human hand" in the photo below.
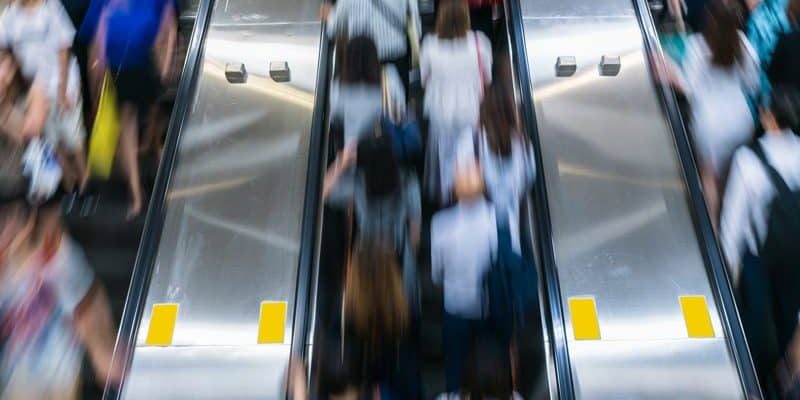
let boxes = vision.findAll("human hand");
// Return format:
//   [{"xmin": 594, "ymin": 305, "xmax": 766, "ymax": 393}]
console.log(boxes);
[
  {"xmin": 59, "ymin": 93, "xmax": 74, "ymax": 112},
  {"xmin": 320, "ymin": 2, "xmax": 333, "ymax": 21},
  {"xmin": 338, "ymin": 144, "xmax": 357, "ymax": 169}
]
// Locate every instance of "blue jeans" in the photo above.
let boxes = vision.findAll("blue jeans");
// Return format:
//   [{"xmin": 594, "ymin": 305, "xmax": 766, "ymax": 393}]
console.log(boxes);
[{"xmin": 443, "ymin": 312, "xmax": 480, "ymax": 392}]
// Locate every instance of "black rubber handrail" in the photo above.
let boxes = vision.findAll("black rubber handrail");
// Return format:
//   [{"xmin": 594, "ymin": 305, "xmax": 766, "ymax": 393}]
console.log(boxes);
[
  {"xmin": 288, "ymin": 28, "xmax": 334, "ymax": 365},
  {"xmin": 631, "ymin": 0, "xmax": 762, "ymax": 398},
  {"xmin": 102, "ymin": 0, "xmax": 216, "ymax": 398},
  {"xmin": 504, "ymin": 0, "xmax": 575, "ymax": 398}
]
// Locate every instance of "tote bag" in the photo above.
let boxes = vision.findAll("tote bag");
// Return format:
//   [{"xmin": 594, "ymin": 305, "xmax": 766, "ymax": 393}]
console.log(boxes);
[{"xmin": 87, "ymin": 73, "xmax": 120, "ymax": 179}]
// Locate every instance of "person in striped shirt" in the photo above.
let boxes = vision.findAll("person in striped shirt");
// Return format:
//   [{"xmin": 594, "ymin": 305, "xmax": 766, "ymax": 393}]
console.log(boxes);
[{"xmin": 321, "ymin": 0, "xmax": 421, "ymax": 95}]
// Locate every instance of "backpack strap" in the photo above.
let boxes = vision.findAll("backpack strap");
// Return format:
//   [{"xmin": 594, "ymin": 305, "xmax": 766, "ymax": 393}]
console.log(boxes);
[{"xmin": 750, "ymin": 142, "xmax": 795, "ymax": 200}]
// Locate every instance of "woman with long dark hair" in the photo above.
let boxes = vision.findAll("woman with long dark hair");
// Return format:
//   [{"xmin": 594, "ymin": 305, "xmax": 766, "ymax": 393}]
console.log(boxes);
[
  {"xmin": 471, "ymin": 81, "xmax": 535, "ymax": 254},
  {"xmin": 421, "ymin": 0, "xmax": 492, "ymax": 204},
  {"xmin": 677, "ymin": 0, "xmax": 760, "ymax": 223},
  {"xmin": 323, "ymin": 134, "xmax": 422, "ymax": 306},
  {"xmin": 330, "ymin": 36, "xmax": 383, "ymax": 147}
]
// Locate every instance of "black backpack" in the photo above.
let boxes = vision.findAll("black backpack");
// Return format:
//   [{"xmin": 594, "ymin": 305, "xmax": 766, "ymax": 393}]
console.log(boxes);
[
  {"xmin": 483, "ymin": 209, "xmax": 538, "ymax": 342},
  {"xmin": 751, "ymin": 143, "xmax": 800, "ymax": 355}
]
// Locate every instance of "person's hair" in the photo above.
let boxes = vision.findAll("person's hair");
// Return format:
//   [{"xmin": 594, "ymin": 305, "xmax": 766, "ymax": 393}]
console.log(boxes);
[
  {"xmin": 341, "ymin": 36, "xmax": 380, "ymax": 85},
  {"xmin": 357, "ymin": 134, "xmax": 401, "ymax": 201},
  {"xmin": 435, "ymin": 0, "xmax": 471, "ymax": 40},
  {"xmin": 768, "ymin": 86, "xmax": 800, "ymax": 131},
  {"xmin": 702, "ymin": 0, "xmax": 745, "ymax": 67},
  {"xmin": 481, "ymin": 81, "xmax": 521, "ymax": 158},
  {"xmin": 461, "ymin": 335, "xmax": 514, "ymax": 400},
  {"xmin": 344, "ymin": 242, "xmax": 409, "ymax": 347},
  {"xmin": 315, "ymin": 345, "xmax": 364, "ymax": 397},
  {"xmin": 789, "ymin": 0, "xmax": 800, "ymax": 24}
]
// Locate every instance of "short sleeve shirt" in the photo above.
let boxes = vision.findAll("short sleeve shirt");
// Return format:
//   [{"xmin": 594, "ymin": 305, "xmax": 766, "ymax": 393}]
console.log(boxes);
[{"xmin": 0, "ymin": 0, "xmax": 80, "ymax": 99}]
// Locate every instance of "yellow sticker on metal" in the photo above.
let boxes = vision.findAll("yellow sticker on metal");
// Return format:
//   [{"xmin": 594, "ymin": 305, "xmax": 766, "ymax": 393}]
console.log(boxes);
[
  {"xmin": 568, "ymin": 297, "xmax": 601, "ymax": 340},
  {"xmin": 680, "ymin": 295, "xmax": 715, "ymax": 338},
  {"xmin": 145, "ymin": 303, "xmax": 179, "ymax": 346},
  {"xmin": 258, "ymin": 301, "xmax": 287, "ymax": 344}
]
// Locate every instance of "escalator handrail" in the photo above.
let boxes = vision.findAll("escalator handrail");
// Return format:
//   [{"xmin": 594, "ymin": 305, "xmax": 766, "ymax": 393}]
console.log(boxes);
[
  {"xmin": 630, "ymin": 0, "xmax": 762, "ymax": 398},
  {"xmin": 288, "ymin": 28, "xmax": 334, "ymax": 364},
  {"xmin": 102, "ymin": 0, "xmax": 216, "ymax": 397},
  {"xmin": 504, "ymin": 0, "xmax": 576, "ymax": 398}
]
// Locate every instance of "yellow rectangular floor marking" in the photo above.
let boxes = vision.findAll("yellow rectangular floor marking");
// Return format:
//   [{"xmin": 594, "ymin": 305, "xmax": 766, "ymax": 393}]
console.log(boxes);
[
  {"xmin": 568, "ymin": 297, "xmax": 601, "ymax": 340},
  {"xmin": 145, "ymin": 303, "xmax": 179, "ymax": 346},
  {"xmin": 680, "ymin": 295, "xmax": 715, "ymax": 338},
  {"xmin": 258, "ymin": 301, "xmax": 288, "ymax": 344}
]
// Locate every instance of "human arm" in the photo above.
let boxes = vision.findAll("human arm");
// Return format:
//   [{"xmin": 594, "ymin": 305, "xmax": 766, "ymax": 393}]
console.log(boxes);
[
  {"xmin": 88, "ymin": 5, "xmax": 110, "ymax": 105},
  {"xmin": 420, "ymin": 37, "xmax": 431, "ymax": 87},
  {"xmin": 52, "ymin": 1, "xmax": 77, "ymax": 110},
  {"xmin": 430, "ymin": 216, "xmax": 444, "ymax": 286},
  {"xmin": 476, "ymin": 31, "xmax": 493, "ymax": 87},
  {"xmin": 405, "ymin": 173, "xmax": 422, "ymax": 252},
  {"xmin": 322, "ymin": 144, "xmax": 357, "ymax": 201},
  {"xmin": 73, "ymin": 282, "xmax": 120, "ymax": 387},
  {"xmin": 21, "ymin": 83, "xmax": 50, "ymax": 141},
  {"xmin": 321, "ymin": 0, "xmax": 346, "ymax": 39},
  {"xmin": 738, "ymin": 33, "xmax": 761, "ymax": 96},
  {"xmin": 156, "ymin": 1, "xmax": 178, "ymax": 84}
]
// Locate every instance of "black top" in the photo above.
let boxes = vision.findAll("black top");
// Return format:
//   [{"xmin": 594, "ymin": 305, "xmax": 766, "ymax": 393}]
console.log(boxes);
[{"xmin": 768, "ymin": 30, "xmax": 800, "ymax": 92}]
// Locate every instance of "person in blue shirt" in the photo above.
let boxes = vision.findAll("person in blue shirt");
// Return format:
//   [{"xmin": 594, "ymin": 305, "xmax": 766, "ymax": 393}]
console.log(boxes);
[{"xmin": 89, "ymin": 0, "xmax": 177, "ymax": 218}]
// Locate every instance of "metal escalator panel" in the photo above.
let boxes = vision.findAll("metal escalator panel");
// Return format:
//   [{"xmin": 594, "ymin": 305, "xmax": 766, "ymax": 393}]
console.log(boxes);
[
  {"xmin": 107, "ymin": 0, "xmax": 325, "ymax": 398},
  {"xmin": 517, "ymin": 0, "xmax": 747, "ymax": 397}
]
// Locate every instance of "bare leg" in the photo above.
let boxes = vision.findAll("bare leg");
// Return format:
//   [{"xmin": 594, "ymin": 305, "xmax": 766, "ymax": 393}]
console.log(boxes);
[
  {"xmin": 73, "ymin": 282, "xmax": 120, "ymax": 388},
  {"xmin": 57, "ymin": 146, "xmax": 77, "ymax": 192},
  {"xmin": 72, "ymin": 146, "xmax": 88, "ymax": 193},
  {"xmin": 117, "ymin": 103, "xmax": 143, "ymax": 219},
  {"xmin": 701, "ymin": 164, "xmax": 720, "ymax": 231}
]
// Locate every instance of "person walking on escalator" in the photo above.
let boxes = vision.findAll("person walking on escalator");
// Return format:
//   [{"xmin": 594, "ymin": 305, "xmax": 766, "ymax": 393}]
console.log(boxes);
[
  {"xmin": 320, "ymin": 0, "xmax": 421, "ymax": 97},
  {"xmin": 0, "ymin": 198, "xmax": 120, "ymax": 398},
  {"xmin": 767, "ymin": 0, "xmax": 800, "ymax": 98},
  {"xmin": 0, "ymin": 0, "xmax": 90, "ymax": 193},
  {"xmin": 90, "ymin": 0, "xmax": 178, "ymax": 219},
  {"xmin": 421, "ymin": 0, "xmax": 492, "ymax": 205},
  {"xmin": 672, "ymin": 0, "xmax": 761, "ymax": 225},
  {"xmin": 720, "ymin": 87, "xmax": 800, "ymax": 391},
  {"xmin": 431, "ymin": 154, "xmax": 516, "ymax": 391},
  {"xmin": 460, "ymin": 81, "xmax": 535, "ymax": 255},
  {"xmin": 323, "ymin": 134, "xmax": 422, "ymax": 308},
  {"xmin": 436, "ymin": 335, "xmax": 523, "ymax": 400},
  {"xmin": 330, "ymin": 36, "xmax": 383, "ymax": 147}
]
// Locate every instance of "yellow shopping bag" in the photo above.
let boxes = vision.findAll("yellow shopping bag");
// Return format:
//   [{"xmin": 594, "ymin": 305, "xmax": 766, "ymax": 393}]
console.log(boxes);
[{"xmin": 87, "ymin": 73, "xmax": 120, "ymax": 179}]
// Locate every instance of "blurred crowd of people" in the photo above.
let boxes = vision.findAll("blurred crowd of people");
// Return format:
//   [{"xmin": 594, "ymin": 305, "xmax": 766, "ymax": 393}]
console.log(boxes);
[
  {"xmin": 1, "ymin": 0, "xmax": 182, "ymax": 397},
  {"xmin": 293, "ymin": 0, "xmax": 540, "ymax": 398},
  {"xmin": 661, "ymin": 0, "xmax": 800, "ymax": 397}
]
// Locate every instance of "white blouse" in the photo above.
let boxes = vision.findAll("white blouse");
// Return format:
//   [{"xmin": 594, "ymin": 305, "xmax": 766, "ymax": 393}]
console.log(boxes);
[{"xmin": 421, "ymin": 31, "xmax": 492, "ymax": 130}]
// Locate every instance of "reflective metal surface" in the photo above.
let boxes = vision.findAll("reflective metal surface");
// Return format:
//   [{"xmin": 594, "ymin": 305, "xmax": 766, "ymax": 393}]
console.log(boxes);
[
  {"xmin": 519, "ymin": 0, "xmax": 745, "ymax": 397},
  {"xmin": 121, "ymin": 0, "xmax": 322, "ymax": 398}
]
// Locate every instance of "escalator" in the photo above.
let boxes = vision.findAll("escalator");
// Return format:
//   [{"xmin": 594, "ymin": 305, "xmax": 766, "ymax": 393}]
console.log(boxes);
[{"xmin": 103, "ymin": 0, "xmax": 760, "ymax": 398}]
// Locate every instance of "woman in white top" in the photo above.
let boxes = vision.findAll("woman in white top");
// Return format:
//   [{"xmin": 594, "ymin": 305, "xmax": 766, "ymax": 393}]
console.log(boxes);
[
  {"xmin": 721, "ymin": 89, "xmax": 800, "ymax": 282},
  {"xmin": 463, "ymin": 81, "xmax": 536, "ymax": 255},
  {"xmin": 675, "ymin": 1, "xmax": 761, "ymax": 223},
  {"xmin": 421, "ymin": 0, "xmax": 492, "ymax": 204},
  {"xmin": 329, "ymin": 36, "xmax": 383, "ymax": 147}
]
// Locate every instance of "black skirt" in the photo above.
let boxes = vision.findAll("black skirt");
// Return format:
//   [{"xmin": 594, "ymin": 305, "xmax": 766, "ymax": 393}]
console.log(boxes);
[{"xmin": 113, "ymin": 59, "xmax": 162, "ymax": 110}]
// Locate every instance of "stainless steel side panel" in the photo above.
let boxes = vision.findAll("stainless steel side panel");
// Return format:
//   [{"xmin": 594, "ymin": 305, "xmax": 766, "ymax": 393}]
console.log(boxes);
[
  {"xmin": 519, "ymin": 0, "xmax": 744, "ymax": 398},
  {"xmin": 121, "ymin": 1, "xmax": 321, "ymax": 398}
]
